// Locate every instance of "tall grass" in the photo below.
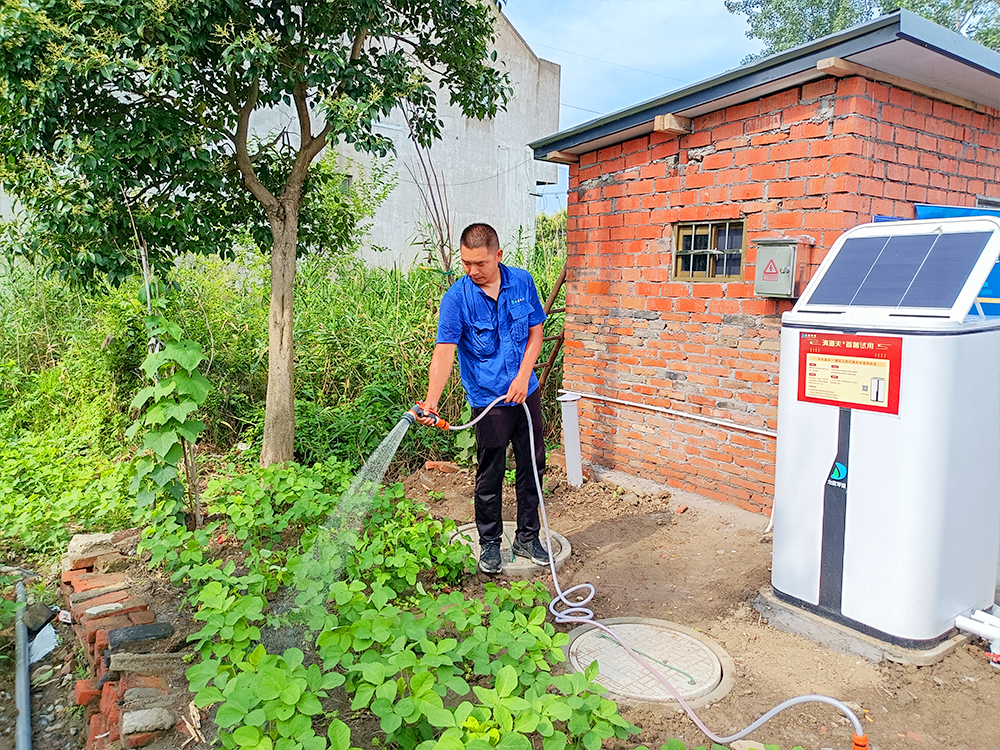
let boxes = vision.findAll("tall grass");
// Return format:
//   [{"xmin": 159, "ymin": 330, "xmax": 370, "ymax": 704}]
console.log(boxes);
[{"xmin": 0, "ymin": 212, "xmax": 567, "ymax": 468}]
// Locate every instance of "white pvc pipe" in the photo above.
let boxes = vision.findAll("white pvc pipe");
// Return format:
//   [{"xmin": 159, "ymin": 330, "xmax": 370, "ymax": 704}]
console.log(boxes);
[
  {"xmin": 955, "ymin": 615, "xmax": 1000, "ymax": 642},
  {"xmin": 558, "ymin": 389, "xmax": 778, "ymax": 438},
  {"xmin": 557, "ymin": 393, "xmax": 583, "ymax": 488},
  {"xmin": 972, "ymin": 609, "xmax": 1000, "ymax": 628}
]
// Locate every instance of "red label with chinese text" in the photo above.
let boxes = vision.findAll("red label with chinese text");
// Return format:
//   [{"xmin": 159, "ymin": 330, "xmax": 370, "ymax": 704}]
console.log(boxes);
[{"xmin": 797, "ymin": 332, "xmax": 902, "ymax": 415}]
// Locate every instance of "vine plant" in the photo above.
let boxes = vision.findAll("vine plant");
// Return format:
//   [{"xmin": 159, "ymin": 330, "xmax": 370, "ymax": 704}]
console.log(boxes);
[{"xmin": 127, "ymin": 305, "xmax": 211, "ymax": 522}]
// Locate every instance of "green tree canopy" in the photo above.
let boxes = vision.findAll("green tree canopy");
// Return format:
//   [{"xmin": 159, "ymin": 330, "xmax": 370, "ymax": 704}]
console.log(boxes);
[
  {"xmin": 726, "ymin": 0, "xmax": 1000, "ymax": 60},
  {"xmin": 0, "ymin": 0, "xmax": 510, "ymax": 465}
]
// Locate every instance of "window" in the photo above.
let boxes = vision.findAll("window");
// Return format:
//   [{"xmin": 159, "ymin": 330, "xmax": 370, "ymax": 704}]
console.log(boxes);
[{"xmin": 674, "ymin": 221, "xmax": 745, "ymax": 281}]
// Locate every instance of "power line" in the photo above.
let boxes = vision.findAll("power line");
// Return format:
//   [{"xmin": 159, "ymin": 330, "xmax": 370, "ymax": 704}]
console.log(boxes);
[
  {"xmin": 528, "ymin": 41, "xmax": 691, "ymax": 84},
  {"xmin": 560, "ymin": 102, "xmax": 606, "ymax": 116}
]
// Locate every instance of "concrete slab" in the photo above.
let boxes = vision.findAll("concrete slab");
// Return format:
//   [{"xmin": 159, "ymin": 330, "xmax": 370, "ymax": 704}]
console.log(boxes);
[
  {"xmin": 754, "ymin": 586, "xmax": 970, "ymax": 666},
  {"xmin": 450, "ymin": 521, "xmax": 570, "ymax": 577},
  {"xmin": 565, "ymin": 617, "xmax": 735, "ymax": 708}
]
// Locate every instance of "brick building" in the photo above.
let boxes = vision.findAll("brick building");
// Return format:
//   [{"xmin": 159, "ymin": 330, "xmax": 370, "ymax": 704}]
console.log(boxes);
[{"xmin": 530, "ymin": 10, "xmax": 1000, "ymax": 514}]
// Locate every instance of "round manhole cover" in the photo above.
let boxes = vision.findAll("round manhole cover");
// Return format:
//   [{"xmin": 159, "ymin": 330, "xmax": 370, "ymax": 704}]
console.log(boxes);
[
  {"xmin": 566, "ymin": 617, "xmax": 734, "ymax": 706},
  {"xmin": 450, "ymin": 521, "xmax": 571, "ymax": 576}
]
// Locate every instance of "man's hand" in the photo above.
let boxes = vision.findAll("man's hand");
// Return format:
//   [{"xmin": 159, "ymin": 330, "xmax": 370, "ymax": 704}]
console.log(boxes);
[
  {"xmin": 415, "ymin": 401, "xmax": 440, "ymax": 427},
  {"xmin": 505, "ymin": 373, "xmax": 531, "ymax": 404}
]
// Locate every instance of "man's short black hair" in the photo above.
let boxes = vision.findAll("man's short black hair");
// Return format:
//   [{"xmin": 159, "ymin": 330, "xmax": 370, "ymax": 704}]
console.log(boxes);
[{"xmin": 460, "ymin": 223, "xmax": 500, "ymax": 253}]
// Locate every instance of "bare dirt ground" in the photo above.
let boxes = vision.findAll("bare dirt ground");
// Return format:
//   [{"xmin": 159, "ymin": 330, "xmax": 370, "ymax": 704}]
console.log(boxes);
[{"xmin": 403, "ymin": 460, "xmax": 1000, "ymax": 750}]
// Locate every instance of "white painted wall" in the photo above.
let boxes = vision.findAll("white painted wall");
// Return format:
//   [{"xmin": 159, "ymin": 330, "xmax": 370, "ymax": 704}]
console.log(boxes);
[{"xmin": 342, "ymin": 10, "xmax": 560, "ymax": 269}]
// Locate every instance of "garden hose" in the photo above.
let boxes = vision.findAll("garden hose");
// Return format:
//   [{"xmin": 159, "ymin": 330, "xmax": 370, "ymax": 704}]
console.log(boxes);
[{"xmin": 419, "ymin": 395, "xmax": 868, "ymax": 749}]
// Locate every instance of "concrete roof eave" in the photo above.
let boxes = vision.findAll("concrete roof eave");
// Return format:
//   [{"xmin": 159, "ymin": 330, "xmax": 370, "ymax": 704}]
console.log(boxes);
[{"xmin": 530, "ymin": 9, "xmax": 1000, "ymax": 161}]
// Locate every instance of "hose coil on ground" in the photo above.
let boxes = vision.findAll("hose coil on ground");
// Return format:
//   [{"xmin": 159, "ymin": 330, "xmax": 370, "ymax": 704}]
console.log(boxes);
[{"xmin": 445, "ymin": 396, "xmax": 866, "ymax": 747}]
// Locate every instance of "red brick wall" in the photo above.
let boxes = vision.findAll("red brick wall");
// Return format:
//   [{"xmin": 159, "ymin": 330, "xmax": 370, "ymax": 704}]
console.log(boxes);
[{"xmin": 563, "ymin": 75, "xmax": 1000, "ymax": 514}]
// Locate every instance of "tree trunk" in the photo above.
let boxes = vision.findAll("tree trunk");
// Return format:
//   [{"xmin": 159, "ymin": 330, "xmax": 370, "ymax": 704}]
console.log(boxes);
[{"xmin": 260, "ymin": 201, "xmax": 300, "ymax": 466}]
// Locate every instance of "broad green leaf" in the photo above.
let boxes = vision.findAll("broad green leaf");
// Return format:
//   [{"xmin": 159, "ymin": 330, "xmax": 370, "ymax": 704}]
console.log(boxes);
[
  {"xmin": 495, "ymin": 665, "xmax": 517, "ymax": 698},
  {"xmin": 257, "ymin": 671, "xmax": 283, "ymax": 701},
  {"xmin": 379, "ymin": 712, "xmax": 402, "ymax": 734},
  {"xmin": 215, "ymin": 704, "xmax": 247, "ymax": 728},
  {"xmin": 233, "ymin": 726, "xmax": 261, "ymax": 747},
  {"xmin": 193, "ymin": 686, "xmax": 224, "ymax": 708},
  {"xmin": 142, "ymin": 429, "xmax": 178, "ymax": 459},
  {"xmin": 244, "ymin": 708, "xmax": 267, "ymax": 727},
  {"xmin": 495, "ymin": 732, "xmax": 532, "ymax": 750},
  {"xmin": 361, "ymin": 662, "xmax": 385, "ymax": 685},
  {"xmin": 162, "ymin": 339, "xmax": 205, "ymax": 372},
  {"xmin": 277, "ymin": 713, "xmax": 310, "ymax": 738},
  {"xmin": 174, "ymin": 369, "xmax": 211, "ymax": 402},
  {"xmin": 129, "ymin": 385, "xmax": 157, "ymax": 411},
  {"xmin": 283, "ymin": 648, "xmax": 305, "ymax": 671},
  {"xmin": 280, "ymin": 679, "xmax": 304, "ymax": 706},
  {"xmin": 297, "ymin": 693, "xmax": 323, "ymax": 716},
  {"xmin": 423, "ymin": 705, "xmax": 456, "ymax": 728},
  {"xmin": 327, "ymin": 720, "xmax": 351, "ymax": 750},
  {"xmin": 176, "ymin": 418, "xmax": 206, "ymax": 443}
]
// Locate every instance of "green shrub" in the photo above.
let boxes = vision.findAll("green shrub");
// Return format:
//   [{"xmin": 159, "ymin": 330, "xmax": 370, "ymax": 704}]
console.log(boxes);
[{"xmin": 0, "ymin": 433, "xmax": 132, "ymax": 556}]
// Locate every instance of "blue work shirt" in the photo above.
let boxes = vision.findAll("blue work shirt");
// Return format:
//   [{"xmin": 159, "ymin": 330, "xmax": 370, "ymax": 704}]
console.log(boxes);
[{"xmin": 437, "ymin": 264, "xmax": 547, "ymax": 407}]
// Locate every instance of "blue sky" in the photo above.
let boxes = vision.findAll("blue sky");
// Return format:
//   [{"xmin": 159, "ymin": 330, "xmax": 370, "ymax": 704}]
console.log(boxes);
[{"xmin": 501, "ymin": 1, "xmax": 763, "ymax": 213}]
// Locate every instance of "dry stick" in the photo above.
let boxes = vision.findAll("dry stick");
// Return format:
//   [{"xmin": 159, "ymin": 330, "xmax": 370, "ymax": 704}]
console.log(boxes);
[
  {"xmin": 402, "ymin": 107, "xmax": 452, "ymax": 271},
  {"xmin": 182, "ymin": 438, "xmax": 203, "ymax": 528}
]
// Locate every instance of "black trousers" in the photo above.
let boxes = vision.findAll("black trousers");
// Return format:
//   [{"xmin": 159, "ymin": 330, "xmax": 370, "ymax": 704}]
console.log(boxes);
[{"xmin": 472, "ymin": 389, "xmax": 545, "ymax": 544}]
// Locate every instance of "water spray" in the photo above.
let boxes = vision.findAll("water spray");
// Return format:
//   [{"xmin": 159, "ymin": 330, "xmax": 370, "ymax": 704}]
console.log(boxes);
[{"xmin": 411, "ymin": 395, "xmax": 869, "ymax": 750}]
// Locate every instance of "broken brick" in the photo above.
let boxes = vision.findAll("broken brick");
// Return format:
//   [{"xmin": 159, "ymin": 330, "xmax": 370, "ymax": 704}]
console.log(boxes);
[
  {"xmin": 68, "ymin": 572, "xmax": 128, "ymax": 593},
  {"xmin": 70, "ymin": 589, "xmax": 130, "ymax": 620},
  {"xmin": 108, "ymin": 622, "xmax": 174, "ymax": 653},
  {"xmin": 75, "ymin": 678, "xmax": 101, "ymax": 706},
  {"xmin": 79, "ymin": 597, "xmax": 149, "ymax": 625},
  {"xmin": 128, "ymin": 610, "xmax": 156, "ymax": 626},
  {"xmin": 93, "ymin": 552, "xmax": 129, "ymax": 573},
  {"xmin": 117, "ymin": 674, "xmax": 167, "ymax": 696},
  {"xmin": 86, "ymin": 615, "xmax": 130, "ymax": 643}
]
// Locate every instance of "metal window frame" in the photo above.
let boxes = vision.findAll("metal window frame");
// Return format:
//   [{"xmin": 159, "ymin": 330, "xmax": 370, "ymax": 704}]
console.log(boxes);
[{"xmin": 673, "ymin": 220, "xmax": 746, "ymax": 281}]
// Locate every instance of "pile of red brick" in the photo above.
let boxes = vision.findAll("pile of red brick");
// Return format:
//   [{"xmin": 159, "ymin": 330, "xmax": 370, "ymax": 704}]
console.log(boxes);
[{"xmin": 62, "ymin": 532, "xmax": 188, "ymax": 750}]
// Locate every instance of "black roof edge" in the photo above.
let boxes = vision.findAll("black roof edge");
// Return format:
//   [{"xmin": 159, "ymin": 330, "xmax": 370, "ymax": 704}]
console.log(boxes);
[{"xmin": 530, "ymin": 9, "xmax": 1000, "ymax": 160}]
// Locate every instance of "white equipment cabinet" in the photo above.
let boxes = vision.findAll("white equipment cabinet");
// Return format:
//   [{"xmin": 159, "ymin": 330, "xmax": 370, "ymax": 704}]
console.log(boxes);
[{"xmin": 772, "ymin": 216, "xmax": 1000, "ymax": 646}]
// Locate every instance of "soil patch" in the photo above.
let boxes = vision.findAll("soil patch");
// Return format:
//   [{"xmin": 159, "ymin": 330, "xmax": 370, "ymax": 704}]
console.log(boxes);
[{"xmin": 404, "ymin": 461, "xmax": 1000, "ymax": 750}]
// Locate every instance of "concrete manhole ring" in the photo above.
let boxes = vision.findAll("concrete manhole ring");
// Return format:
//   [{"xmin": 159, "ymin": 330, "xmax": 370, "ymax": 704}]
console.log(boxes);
[
  {"xmin": 565, "ymin": 617, "xmax": 735, "ymax": 707},
  {"xmin": 450, "ymin": 521, "xmax": 571, "ymax": 577}
]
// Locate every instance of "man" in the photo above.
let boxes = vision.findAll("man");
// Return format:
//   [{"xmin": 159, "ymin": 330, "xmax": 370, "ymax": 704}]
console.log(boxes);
[{"xmin": 418, "ymin": 223, "xmax": 549, "ymax": 574}]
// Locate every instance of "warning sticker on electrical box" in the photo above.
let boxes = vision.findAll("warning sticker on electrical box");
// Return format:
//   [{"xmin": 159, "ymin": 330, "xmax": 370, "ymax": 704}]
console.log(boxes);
[{"xmin": 797, "ymin": 333, "xmax": 902, "ymax": 415}]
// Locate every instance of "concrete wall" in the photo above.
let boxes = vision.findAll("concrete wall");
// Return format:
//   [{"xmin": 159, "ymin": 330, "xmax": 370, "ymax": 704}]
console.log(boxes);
[
  {"xmin": 347, "ymin": 10, "xmax": 560, "ymax": 269},
  {"xmin": 563, "ymin": 75, "xmax": 1000, "ymax": 513}
]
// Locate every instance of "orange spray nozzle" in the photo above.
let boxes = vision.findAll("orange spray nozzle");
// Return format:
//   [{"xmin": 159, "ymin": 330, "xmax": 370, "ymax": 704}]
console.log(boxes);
[
  {"xmin": 853, "ymin": 733, "xmax": 869, "ymax": 750},
  {"xmin": 407, "ymin": 402, "xmax": 451, "ymax": 430}
]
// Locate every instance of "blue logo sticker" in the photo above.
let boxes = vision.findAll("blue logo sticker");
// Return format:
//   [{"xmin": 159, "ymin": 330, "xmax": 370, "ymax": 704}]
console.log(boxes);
[{"xmin": 830, "ymin": 462, "xmax": 847, "ymax": 481}]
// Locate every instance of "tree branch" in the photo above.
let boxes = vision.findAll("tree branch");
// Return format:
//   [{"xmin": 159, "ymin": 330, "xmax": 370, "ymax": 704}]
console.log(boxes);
[
  {"xmin": 293, "ymin": 80, "xmax": 312, "ymax": 145},
  {"xmin": 235, "ymin": 78, "xmax": 279, "ymax": 211},
  {"xmin": 351, "ymin": 27, "xmax": 369, "ymax": 61}
]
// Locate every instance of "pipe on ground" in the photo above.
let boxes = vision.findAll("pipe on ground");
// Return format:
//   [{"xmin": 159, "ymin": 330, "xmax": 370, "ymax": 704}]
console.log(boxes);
[{"xmin": 15, "ymin": 580, "xmax": 31, "ymax": 750}]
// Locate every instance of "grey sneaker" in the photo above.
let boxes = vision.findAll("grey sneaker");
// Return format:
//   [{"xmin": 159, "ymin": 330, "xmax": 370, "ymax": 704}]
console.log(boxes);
[
  {"xmin": 479, "ymin": 540, "xmax": 503, "ymax": 574},
  {"xmin": 512, "ymin": 536, "xmax": 551, "ymax": 566}
]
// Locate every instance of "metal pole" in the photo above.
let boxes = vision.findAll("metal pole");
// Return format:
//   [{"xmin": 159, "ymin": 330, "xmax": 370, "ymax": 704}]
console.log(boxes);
[
  {"xmin": 557, "ymin": 393, "xmax": 583, "ymax": 488},
  {"xmin": 15, "ymin": 580, "xmax": 31, "ymax": 750}
]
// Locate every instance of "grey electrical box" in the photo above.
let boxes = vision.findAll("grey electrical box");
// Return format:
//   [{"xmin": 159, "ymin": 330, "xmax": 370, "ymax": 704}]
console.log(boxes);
[{"xmin": 754, "ymin": 238, "xmax": 810, "ymax": 298}]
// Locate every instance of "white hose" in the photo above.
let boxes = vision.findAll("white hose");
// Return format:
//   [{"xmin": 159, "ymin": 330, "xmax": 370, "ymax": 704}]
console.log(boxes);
[{"xmin": 447, "ymin": 396, "xmax": 865, "ymax": 744}]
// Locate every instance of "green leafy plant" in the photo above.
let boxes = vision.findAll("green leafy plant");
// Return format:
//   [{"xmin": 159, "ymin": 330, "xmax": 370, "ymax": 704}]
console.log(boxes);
[
  {"xmin": 128, "ymin": 311, "xmax": 211, "ymax": 520},
  {"xmin": 189, "ymin": 645, "xmax": 344, "ymax": 750},
  {"xmin": 0, "ymin": 573, "xmax": 24, "ymax": 667},
  {"xmin": 188, "ymin": 581, "xmax": 266, "ymax": 661}
]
